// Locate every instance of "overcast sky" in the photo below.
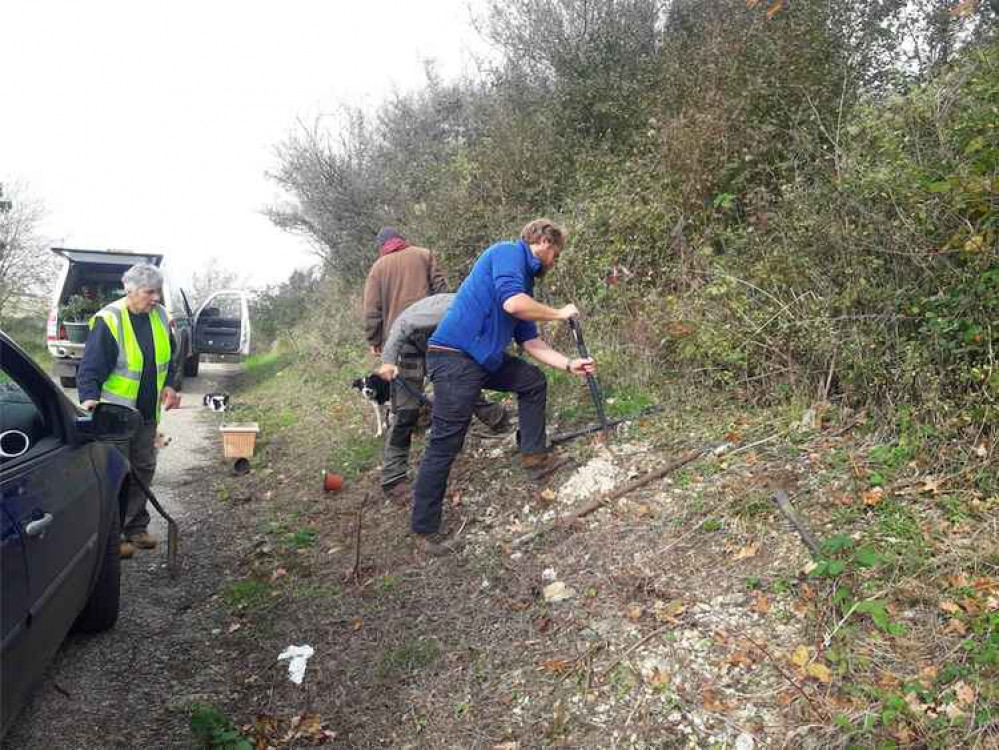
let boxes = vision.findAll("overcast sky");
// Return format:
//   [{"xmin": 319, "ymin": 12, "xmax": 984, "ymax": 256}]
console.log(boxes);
[{"xmin": 1, "ymin": 0, "xmax": 488, "ymax": 290}]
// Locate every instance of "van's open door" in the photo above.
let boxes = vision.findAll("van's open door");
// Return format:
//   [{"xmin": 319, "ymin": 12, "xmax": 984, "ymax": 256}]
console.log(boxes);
[{"xmin": 193, "ymin": 291, "xmax": 251, "ymax": 356}]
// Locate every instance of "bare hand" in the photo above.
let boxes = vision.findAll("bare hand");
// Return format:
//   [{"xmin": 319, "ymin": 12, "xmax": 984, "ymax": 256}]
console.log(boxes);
[
  {"xmin": 81, "ymin": 399, "xmax": 99, "ymax": 412},
  {"xmin": 557, "ymin": 304, "xmax": 580, "ymax": 321},
  {"xmin": 161, "ymin": 387, "xmax": 181, "ymax": 411},
  {"xmin": 568, "ymin": 357, "xmax": 595, "ymax": 376},
  {"xmin": 376, "ymin": 363, "xmax": 399, "ymax": 381}
]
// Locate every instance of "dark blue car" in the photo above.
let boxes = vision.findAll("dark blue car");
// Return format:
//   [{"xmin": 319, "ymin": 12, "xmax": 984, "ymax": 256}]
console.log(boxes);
[{"xmin": 0, "ymin": 331, "xmax": 139, "ymax": 737}]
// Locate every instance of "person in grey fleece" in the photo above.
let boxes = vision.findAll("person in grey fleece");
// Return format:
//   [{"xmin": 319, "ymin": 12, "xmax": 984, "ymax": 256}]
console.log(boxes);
[{"xmin": 376, "ymin": 293, "xmax": 508, "ymax": 497}]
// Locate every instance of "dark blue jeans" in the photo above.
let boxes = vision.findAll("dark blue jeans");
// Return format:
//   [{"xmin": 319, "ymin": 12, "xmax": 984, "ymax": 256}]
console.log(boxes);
[{"xmin": 411, "ymin": 351, "xmax": 547, "ymax": 534}]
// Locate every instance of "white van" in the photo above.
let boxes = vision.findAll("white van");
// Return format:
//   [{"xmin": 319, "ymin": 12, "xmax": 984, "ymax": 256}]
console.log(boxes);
[{"xmin": 46, "ymin": 248, "xmax": 251, "ymax": 388}]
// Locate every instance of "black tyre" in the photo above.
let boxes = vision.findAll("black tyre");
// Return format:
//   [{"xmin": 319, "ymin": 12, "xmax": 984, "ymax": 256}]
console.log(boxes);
[
  {"xmin": 183, "ymin": 353, "xmax": 200, "ymax": 377},
  {"xmin": 73, "ymin": 502, "xmax": 121, "ymax": 633},
  {"xmin": 59, "ymin": 375, "xmax": 77, "ymax": 388}
]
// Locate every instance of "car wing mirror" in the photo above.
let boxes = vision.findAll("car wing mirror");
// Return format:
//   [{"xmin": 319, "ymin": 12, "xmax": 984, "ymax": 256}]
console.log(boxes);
[{"xmin": 76, "ymin": 403, "xmax": 142, "ymax": 441}]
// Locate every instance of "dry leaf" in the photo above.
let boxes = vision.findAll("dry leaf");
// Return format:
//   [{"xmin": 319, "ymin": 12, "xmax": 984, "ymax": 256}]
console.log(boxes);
[
  {"xmin": 752, "ymin": 592, "xmax": 771, "ymax": 614},
  {"xmin": 539, "ymin": 488, "xmax": 556, "ymax": 502},
  {"xmin": 746, "ymin": 0, "xmax": 761, "ymax": 7},
  {"xmin": 918, "ymin": 665, "xmax": 938, "ymax": 686},
  {"xmin": 541, "ymin": 659, "xmax": 574, "ymax": 675},
  {"xmin": 939, "ymin": 600, "xmax": 962, "ymax": 615},
  {"xmin": 954, "ymin": 681, "xmax": 976, "ymax": 706},
  {"xmin": 492, "ymin": 743, "xmax": 520, "ymax": 750},
  {"xmin": 878, "ymin": 671, "xmax": 902, "ymax": 689},
  {"xmin": 655, "ymin": 600, "xmax": 686, "ymax": 623},
  {"xmin": 649, "ymin": 669, "xmax": 671, "ymax": 686},
  {"xmin": 351, "ymin": 617, "xmax": 363, "ymax": 631},
  {"xmin": 863, "ymin": 487, "xmax": 885, "ymax": 507},
  {"xmin": 729, "ymin": 650, "xmax": 754, "ymax": 667},
  {"xmin": 807, "ymin": 662, "xmax": 832, "ymax": 683},
  {"xmin": 700, "ymin": 687, "xmax": 728, "ymax": 712},
  {"xmin": 733, "ymin": 543, "xmax": 760, "ymax": 561},
  {"xmin": 920, "ymin": 476, "xmax": 943, "ymax": 495},
  {"xmin": 943, "ymin": 702, "xmax": 967, "ymax": 720},
  {"xmin": 904, "ymin": 692, "xmax": 927, "ymax": 715},
  {"xmin": 791, "ymin": 645, "xmax": 810, "ymax": 668},
  {"xmin": 270, "ymin": 567, "xmax": 288, "ymax": 581},
  {"xmin": 944, "ymin": 618, "xmax": 967, "ymax": 636},
  {"xmin": 625, "ymin": 603, "xmax": 644, "ymax": 621}
]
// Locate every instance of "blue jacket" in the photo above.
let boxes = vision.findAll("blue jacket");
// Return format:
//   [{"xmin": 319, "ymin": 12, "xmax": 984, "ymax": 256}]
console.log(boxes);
[{"xmin": 429, "ymin": 239, "xmax": 541, "ymax": 372}]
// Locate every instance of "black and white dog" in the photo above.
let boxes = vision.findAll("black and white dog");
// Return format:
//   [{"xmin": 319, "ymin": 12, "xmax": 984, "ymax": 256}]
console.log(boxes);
[
  {"xmin": 351, "ymin": 374, "xmax": 391, "ymax": 437},
  {"xmin": 203, "ymin": 392, "xmax": 231, "ymax": 412}
]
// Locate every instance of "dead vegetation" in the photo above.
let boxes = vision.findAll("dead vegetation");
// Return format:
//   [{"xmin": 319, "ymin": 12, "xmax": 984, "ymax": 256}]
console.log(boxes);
[{"xmin": 182, "ymin": 350, "xmax": 999, "ymax": 750}]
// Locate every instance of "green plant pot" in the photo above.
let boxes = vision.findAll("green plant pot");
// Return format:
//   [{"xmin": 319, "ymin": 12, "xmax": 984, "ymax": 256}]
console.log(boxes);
[{"xmin": 64, "ymin": 322, "xmax": 90, "ymax": 344}]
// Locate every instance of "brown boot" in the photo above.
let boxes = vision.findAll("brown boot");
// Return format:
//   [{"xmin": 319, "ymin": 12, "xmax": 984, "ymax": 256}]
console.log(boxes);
[
  {"xmin": 127, "ymin": 531, "xmax": 158, "ymax": 550},
  {"xmin": 119, "ymin": 541, "xmax": 136, "ymax": 559},
  {"xmin": 521, "ymin": 451, "xmax": 568, "ymax": 481},
  {"xmin": 382, "ymin": 481, "xmax": 411, "ymax": 507},
  {"xmin": 412, "ymin": 532, "xmax": 459, "ymax": 557}
]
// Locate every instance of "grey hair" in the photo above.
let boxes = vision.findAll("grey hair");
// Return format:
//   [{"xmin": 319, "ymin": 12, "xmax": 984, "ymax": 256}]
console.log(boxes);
[{"xmin": 122, "ymin": 263, "xmax": 164, "ymax": 292}]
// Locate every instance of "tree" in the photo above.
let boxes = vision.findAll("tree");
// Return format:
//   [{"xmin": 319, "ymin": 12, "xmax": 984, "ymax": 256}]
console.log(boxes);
[
  {"xmin": 187, "ymin": 256, "xmax": 247, "ymax": 310},
  {"xmin": 0, "ymin": 182, "xmax": 54, "ymax": 322}
]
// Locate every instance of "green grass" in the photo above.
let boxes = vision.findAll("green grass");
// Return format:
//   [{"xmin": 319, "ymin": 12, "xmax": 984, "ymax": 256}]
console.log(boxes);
[
  {"xmin": 377, "ymin": 637, "xmax": 441, "ymax": 678},
  {"xmin": 189, "ymin": 703, "xmax": 252, "ymax": 750},
  {"xmin": 221, "ymin": 579, "xmax": 271, "ymax": 610}
]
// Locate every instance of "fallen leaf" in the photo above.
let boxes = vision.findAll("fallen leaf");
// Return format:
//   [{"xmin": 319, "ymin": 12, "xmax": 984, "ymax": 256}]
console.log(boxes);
[
  {"xmin": 539, "ymin": 488, "xmax": 556, "ymax": 502},
  {"xmin": 700, "ymin": 686, "xmax": 728, "ymax": 712},
  {"xmin": 270, "ymin": 567, "xmax": 288, "ymax": 581},
  {"xmin": 954, "ymin": 681, "xmax": 976, "ymax": 706},
  {"xmin": 878, "ymin": 671, "xmax": 902, "ymax": 689},
  {"xmin": 918, "ymin": 665, "xmax": 938, "ymax": 687},
  {"xmin": 752, "ymin": 592, "xmax": 771, "ymax": 614},
  {"xmin": 535, "ymin": 616, "xmax": 552, "ymax": 633},
  {"xmin": 791, "ymin": 645, "xmax": 810, "ymax": 668},
  {"xmin": 654, "ymin": 600, "xmax": 686, "ymax": 623},
  {"xmin": 729, "ymin": 650, "xmax": 754, "ymax": 667},
  {"xmin": 863, "ymin": 487, "xmax": 885, "ymax": 507},
  {"xmin": 541, "ymin": 659, "xmax": 574, "ymax": 675},
  {"xmin": 920, "ymin": 476, "xmax": 944, "ymax": 495},
  {"xmin": 944, "ymin": 618, "xmax": 967, "ymax": 636},
  {"xmin": 492, "ymin": 743, "xmax": 520, "ymax": 750},
  {"xmin": 939, "ymin": 600, "xmax": 962, "ymax": 615},
  {"xmin": 351, "ymin": 617, "xmax": 363, "ymax": 631},
  {"xmin": 807, "ymin": 662, "xmax": 832, "ymax": 683},
  {"xmin": 942, "ymin": 702, "xmax": 967, "ymax": 720},
  {"xmin": 733, "ymin": 543, "xmax": 759, "ymax": 561},
  {"xmin": 649, "ymin": 668, "xmax": 671, "ymax": 686},
  {"xmin": 765, "ymin": 0, "xmax": 784, "ymax": 19},
  {"xmin": 625, "ymin": 603, "xmax": 644, "ymax": 621},
  {"xmin": 904, "ymin": 692, "xmax": 927, "ymax": 715}
]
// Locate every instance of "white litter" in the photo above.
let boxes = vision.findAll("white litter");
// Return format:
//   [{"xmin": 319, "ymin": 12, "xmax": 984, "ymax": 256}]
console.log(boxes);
[
  {"xmin": 278, "ymin": 644, "xmax": 315, "ymax": 685},
  {"xmin": 541, "ymin": 567, "xmax": 558, "ymax": 582}
]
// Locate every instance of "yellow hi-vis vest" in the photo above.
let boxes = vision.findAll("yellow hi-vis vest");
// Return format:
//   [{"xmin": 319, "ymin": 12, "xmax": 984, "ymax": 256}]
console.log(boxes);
[{"xmin": 89, "ymin": 298, "xmax": 171, "ymax": 422}]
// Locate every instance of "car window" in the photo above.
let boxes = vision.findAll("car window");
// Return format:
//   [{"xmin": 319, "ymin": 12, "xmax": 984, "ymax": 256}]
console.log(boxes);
[{"xmin": 0, "ymin": 368, "xmax": 56, "ymax": 465}]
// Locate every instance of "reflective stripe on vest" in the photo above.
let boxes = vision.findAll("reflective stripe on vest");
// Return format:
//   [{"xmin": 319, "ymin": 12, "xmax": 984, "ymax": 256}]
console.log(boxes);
[{"xmin": 90, "ymin": 299, "xmax": 171, "ymax": 421}]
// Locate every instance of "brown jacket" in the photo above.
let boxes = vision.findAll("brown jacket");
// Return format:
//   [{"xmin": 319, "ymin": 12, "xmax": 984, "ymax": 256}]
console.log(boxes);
[{"xmin": 362, "ymin": 245, "xmax": 447, "ymax": 348}]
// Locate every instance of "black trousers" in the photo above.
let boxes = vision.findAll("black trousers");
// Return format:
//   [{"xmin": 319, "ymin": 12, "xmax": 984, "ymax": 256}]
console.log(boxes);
[{"xmin": 411, "ymin": 351, "xmax": 546, "ymax": 534}]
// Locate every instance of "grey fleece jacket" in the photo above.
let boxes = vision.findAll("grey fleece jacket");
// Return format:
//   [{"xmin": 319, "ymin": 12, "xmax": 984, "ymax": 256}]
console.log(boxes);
[{"xmin": 381, "ymin": 293, "xmax": 455, "ymax": 365}]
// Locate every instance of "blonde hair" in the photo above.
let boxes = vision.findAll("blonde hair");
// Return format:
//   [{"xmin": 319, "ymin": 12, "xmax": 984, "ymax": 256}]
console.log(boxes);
[{"xmin": 520, "ymin": 218, "xmax": 567, "ymax": 249}]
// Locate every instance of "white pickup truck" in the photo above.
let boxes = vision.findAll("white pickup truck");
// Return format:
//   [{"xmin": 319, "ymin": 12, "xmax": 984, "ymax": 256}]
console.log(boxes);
[{"xmin": 46, "ymin": 248, "xmax": 251, "ymax": 388}]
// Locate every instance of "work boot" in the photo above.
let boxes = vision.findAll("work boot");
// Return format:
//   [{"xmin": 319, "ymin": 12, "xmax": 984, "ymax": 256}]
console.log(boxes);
[
  {"xmin": 522, "ymin": 450, "xmax": 567, "ymax": 481},
  {"xmin": 127, "ymin": 531, "xmax": 158, "ymax": 550},
  {"xmin": 119, "ymin": 541, "xmax": 136, "ymax": 559},
  {"xmin": 382, "ymin": 481, "xmax": 411, "ymax": 507},
  {"xmin": 412, "ymin": 532, "xmax": 459, "ymax": 557}
]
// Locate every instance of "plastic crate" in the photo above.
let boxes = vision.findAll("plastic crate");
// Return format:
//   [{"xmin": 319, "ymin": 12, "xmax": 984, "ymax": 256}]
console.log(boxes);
[{"xmin": 219, "ymin": 423, "xmax": 260, "ymax": 459}]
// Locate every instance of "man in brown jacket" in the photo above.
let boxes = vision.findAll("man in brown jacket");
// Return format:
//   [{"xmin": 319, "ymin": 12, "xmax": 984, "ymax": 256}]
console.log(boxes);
[{"xmin": 363, "ymin": 227, "xmax": 448, "ymax": 500}]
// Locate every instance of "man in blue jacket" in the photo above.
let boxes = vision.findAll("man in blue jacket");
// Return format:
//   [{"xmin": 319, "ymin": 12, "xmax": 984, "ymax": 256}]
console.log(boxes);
[{"xmin": 411, "ymin": 218, "xmax": 595, "ymax": 555}]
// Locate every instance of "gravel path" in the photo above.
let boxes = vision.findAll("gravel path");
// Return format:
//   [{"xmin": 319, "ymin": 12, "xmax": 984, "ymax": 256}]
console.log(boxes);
[{"xmin": 3, "ymin": 363, "xmax": 243, "ymax": 749}]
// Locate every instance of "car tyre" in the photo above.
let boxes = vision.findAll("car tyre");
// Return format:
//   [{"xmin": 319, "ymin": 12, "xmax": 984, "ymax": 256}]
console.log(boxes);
[
  {"xmin": 183, "ymin": 353, "xmax": 200, "ymax": 377},
  {"xmin": 59, "ymin": 375, "xmax": 77, "ymax": 388},
  {"xmin": 73, "ymin": 503, "xmax": 121, "ymax": 633}
]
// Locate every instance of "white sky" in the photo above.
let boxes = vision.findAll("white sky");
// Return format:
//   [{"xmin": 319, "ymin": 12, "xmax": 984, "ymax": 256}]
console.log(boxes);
[{"xmin": 1, "ymin": 0, "xmax": 489, "ymax": 290}]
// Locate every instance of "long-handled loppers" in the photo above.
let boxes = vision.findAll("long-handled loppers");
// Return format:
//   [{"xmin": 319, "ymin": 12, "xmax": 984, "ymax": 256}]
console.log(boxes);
[{"xmin": 567, "ymin": 317, "xmax": 611, "ymax": 439}]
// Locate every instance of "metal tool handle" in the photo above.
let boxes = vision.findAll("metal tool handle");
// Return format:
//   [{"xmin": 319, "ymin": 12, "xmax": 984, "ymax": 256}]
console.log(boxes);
[{"xmin": 567, "ymin": 318, "xmax": 610, "ymax": 434}]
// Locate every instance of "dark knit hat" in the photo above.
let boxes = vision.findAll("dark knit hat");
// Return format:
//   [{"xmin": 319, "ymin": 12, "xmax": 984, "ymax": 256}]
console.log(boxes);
[{"xmin": 375, "ymin": 226, "xmax": 404, "ymax": 249}]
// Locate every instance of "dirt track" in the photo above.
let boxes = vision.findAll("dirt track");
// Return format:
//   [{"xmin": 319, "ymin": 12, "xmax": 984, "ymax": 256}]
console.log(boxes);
[{"xmin": 2, "ymin": 363, "xmax": 242, "ymax": 750}]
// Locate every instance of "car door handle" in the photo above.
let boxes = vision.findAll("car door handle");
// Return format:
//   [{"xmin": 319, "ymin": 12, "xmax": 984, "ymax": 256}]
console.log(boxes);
[{"xmin": 24, "ymin": 513, "xmax": 54, "ymax": 537}]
